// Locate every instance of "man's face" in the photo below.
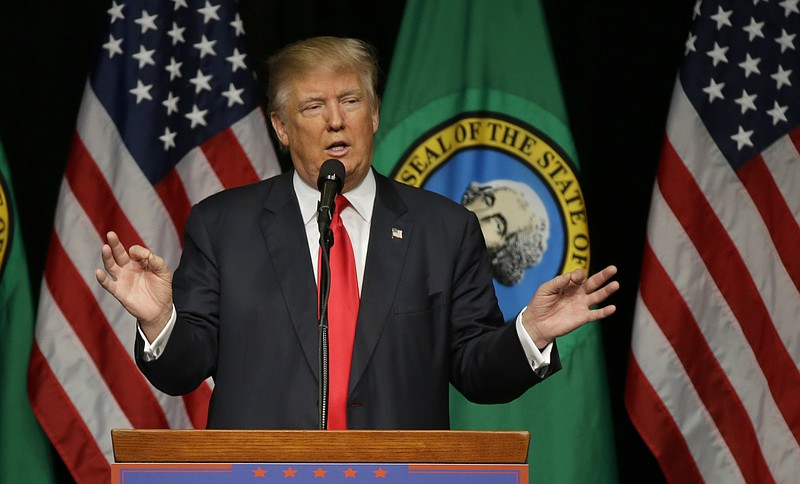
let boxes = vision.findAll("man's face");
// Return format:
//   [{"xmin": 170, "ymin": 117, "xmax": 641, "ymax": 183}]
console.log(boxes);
[
  {"xmin": 463, "ymin": 187, "xmax": 536, "ymax": 250},
  {"xmin": 270, "ymin": 69, "xmax": 379, "ymax": 193}
]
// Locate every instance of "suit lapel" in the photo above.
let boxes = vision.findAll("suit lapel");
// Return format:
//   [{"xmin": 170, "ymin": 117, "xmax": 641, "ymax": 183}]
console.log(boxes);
[
  {"xmin": 350, "ymin": 173, "xmax": 412, "ymax": 393},
  {"xmin": 259, "ymin": 172, "xmax": 414, "ymax": 393},
  {"xmin": 260, "ymin": 172, "xmax": 320, "ymax": 381}
]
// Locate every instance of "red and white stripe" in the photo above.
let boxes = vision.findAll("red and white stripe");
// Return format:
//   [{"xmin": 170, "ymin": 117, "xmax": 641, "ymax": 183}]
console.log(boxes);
[
  {"xmin": 28, "ymin": 81, "xmax": 279, "ymax": 483},
  {"xmin": 625, "ymin": 82, "xmax": 800, "ymax": 483}
]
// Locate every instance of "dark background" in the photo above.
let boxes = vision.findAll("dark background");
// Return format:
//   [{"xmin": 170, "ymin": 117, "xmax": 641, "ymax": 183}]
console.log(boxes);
[{"xmin": 0, "ymin": 1, "xmax": 693, "ymax": 482}]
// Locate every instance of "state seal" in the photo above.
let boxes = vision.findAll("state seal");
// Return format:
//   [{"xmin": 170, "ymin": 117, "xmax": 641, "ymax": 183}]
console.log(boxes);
[
  {"xmin": 391, "ymin": 112, "xmax": 590, "ymax": 316},
  {"xmin": 0, "ymin": 171, "xmax": 13, "ymax": 279}
]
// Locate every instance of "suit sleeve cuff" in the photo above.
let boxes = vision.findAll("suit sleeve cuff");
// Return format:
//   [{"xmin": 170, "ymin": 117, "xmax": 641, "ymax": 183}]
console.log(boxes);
[
  {"xmin": 139, "ymin": 305, "xmax": 177, "ymax": 362},
  {"xmin": 515, "ymin": 306, "xmax": 553, "ymax": 377}
]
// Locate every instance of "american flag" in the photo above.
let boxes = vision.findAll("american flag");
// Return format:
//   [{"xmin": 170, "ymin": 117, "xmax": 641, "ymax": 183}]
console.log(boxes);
[
  {"xmin": 625, "ymin": 0, "xmax": 799, "ymax": 482},
  {"xmin": 26, "ymin": 0, "xmax": 279, "ymax": 482}
]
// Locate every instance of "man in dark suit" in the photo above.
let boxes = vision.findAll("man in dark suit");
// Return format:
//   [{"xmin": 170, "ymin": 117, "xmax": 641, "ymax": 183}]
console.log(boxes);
[{"xmin": 96, "ymin": 37, "xmax": 619, "ymax": 430}]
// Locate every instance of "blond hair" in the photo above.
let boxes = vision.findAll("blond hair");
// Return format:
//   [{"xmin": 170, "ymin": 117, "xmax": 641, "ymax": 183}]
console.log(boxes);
[{"xmin": 267, "ymin": 36, "xmax": 380, "ymax": 118}]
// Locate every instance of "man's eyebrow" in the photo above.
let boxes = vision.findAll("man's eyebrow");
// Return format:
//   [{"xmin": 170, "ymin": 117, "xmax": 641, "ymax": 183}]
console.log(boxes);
[
  {"xmin": 338, "ymin": 88, "xmax": 363, "ymax": 99},
  {"xmin": 297, "ymin": 94, "xmax": 325, "ymax": 105},
  {"xmin": 295, "ymin": 88, "xmax": 362, "ymax": 106}
]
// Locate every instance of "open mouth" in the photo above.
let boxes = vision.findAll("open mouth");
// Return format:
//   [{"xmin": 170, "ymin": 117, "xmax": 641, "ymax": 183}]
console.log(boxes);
[{"xmin": 326, "ymin": 141, "xmax": 350, "ymax": 155}]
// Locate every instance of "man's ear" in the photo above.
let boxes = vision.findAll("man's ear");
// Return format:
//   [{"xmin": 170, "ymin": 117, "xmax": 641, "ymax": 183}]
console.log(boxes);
[
  {"xmin": 270, "ymin": 112, "xmax": 289, "ymax": 147},
  {"xmin": 371, "ymin": 108, "xmax": 380, "ymax": 134}
]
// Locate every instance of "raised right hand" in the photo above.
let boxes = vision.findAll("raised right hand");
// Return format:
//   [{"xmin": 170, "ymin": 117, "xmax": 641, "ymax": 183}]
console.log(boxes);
[{"xmin": 95, "ymin": 231, "xmax": 173, "ymax": 339}]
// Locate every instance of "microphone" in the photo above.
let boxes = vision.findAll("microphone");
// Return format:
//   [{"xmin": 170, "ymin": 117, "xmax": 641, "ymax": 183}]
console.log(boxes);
[
  {"xmin": 315, "ymin": 159, "xmax": 344, "ymax": 430},
  {"xmin": 317, "ymin": 159, "xmax": 346, "ymax": 233}
]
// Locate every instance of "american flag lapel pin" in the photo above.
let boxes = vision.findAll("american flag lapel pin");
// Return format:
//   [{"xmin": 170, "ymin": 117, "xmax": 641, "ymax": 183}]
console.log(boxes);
[{"xmin": 391, "ymin": 228, "xmax": 403, "ymax": 239}]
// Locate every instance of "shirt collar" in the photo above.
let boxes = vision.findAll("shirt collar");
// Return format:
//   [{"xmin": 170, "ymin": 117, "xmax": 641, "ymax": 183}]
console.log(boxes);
[{"xmin": 293, "ymin": 169, "xmax": 376, "ymax": 225}]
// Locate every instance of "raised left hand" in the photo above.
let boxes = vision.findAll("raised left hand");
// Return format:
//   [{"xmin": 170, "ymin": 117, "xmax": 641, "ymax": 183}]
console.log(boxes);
[{"xmin": 522, "ymin": 265, "xmax": 619, "ymax": 349}]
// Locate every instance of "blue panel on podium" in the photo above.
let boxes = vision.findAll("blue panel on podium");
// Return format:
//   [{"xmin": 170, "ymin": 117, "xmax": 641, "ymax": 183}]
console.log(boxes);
[{"xmin": 112, "ymin": 463, "xmax": 528, "ymax": 483}]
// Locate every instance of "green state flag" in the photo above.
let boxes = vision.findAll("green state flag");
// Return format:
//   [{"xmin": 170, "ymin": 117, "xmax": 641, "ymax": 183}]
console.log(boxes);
[
  {"xmin": 0, "ymin": 142, "xmax": 55, "ymax": 483},
  {"xmin": 374, "ymin": 1, "xmax": 618, "ymax": 482}
]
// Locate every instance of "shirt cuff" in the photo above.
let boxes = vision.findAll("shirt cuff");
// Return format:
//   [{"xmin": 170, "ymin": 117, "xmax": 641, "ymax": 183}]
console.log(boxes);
[
  {"xmin": 139, "ymin": 305, "xmax": 177, "ymax": 362},
  {"xmin": 515, "ymin": 306, "xmax": 553, "ymax": 377}
]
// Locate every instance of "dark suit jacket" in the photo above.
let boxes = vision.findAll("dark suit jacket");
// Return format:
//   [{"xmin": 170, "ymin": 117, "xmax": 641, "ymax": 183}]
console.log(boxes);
[{"xmin": 136, "ymin": 170, "xmax": 560, "ymax": 429}]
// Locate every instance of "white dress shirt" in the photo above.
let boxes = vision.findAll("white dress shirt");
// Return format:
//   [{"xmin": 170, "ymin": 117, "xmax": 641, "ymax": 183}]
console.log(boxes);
[{"xmin": 142, "ymin": 170, "xmax": 552, "ymax": 376}]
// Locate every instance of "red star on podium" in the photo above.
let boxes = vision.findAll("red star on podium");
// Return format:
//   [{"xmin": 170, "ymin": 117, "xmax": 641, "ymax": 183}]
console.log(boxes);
[
  {"xmin": 343, "ymin": 468, "xmax": 357, "ymax": 478},
  {"xmin": 313, "ymin": 467, "xmax": 327, "ymax": 478},
  {"xmin": 251, "ymin": 467, "xmax": 267, "ymax": 478},
  {"xmin": 282, "ymin": 467, "xmax": 297, "ymax": 478},
  {"xmin": 373, "ymin": 468, "xmax": 388, "ymax": 478}
]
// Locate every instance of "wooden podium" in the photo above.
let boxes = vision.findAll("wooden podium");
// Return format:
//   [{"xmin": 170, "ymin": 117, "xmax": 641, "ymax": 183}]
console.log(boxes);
[{"xmin": 112, "ymin": 429, "xmax": 530, "ymax": 483}]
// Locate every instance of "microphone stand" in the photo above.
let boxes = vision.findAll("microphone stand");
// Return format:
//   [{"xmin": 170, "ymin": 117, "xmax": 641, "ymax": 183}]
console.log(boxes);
[{"xmin": 317, "ymin": 203, "xmax": 335, "ymax": 430}]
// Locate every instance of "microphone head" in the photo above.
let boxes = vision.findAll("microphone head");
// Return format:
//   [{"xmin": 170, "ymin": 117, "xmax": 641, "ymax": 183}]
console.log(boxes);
[{"xmin": 317, "ymin": 159, "xmax": 346, "ymax": 193}]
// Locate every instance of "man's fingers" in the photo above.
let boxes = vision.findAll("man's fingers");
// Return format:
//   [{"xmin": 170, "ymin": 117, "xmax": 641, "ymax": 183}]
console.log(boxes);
[
  {"xmin": 103, "ymin": 231, "xmax": 134, "ymax": 275},
  {"xmin": 95, "ymin": 268, "xmax": 107, "ymax": 285},
  {"xmin": 95, "ymin": 268, "xmax": 116, "ymax": 295},
  {"xmin": 587, "ymin": 280, "xmax": 620, "ymax": 304},
  {"xmin": 130, "ymin": 245, "xmax": 157, "ymax": 268},
  {"xmin": 103, "ymin": 232, "xmax": 167, "ymax": 278},
  {"xmin": 545, "ymin": 268, "xmax": 584, "ymax": 293},
  {"xmin": 101, "ymin": 243, "xmax": 120, "ymax": 275},
  {"xmin": 583, "ymin": 265, "xmax": 618, "ymax": 293},
  {"xmin": 129, "ymin": 245, "xmax": 167, "ymax": 273},
  {"xmin": 108, "ymin": 231, "xmax": 132, "ymax": 267},
  {"xmin": 589, "ymin": 304, "xmax": 617, "ymax": 321},
  {"xmin": 128, "ymin": 244, "xmax": 151, "ymax": 262},
  {"xmin": 569, "ymin": 267, "xmax": 587, "ymax": 285}
]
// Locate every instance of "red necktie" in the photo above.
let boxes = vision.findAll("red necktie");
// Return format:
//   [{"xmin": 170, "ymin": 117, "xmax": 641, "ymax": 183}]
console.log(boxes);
[{"xmin": 325, "ymin": 195, "xmax": 359, "ymax": 429}]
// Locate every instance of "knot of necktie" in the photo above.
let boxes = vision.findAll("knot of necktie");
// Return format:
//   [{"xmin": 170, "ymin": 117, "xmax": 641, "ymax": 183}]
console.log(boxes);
[{"xmin": 333, "ymin": 194, "xmax": 350, "ymax": 218}]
